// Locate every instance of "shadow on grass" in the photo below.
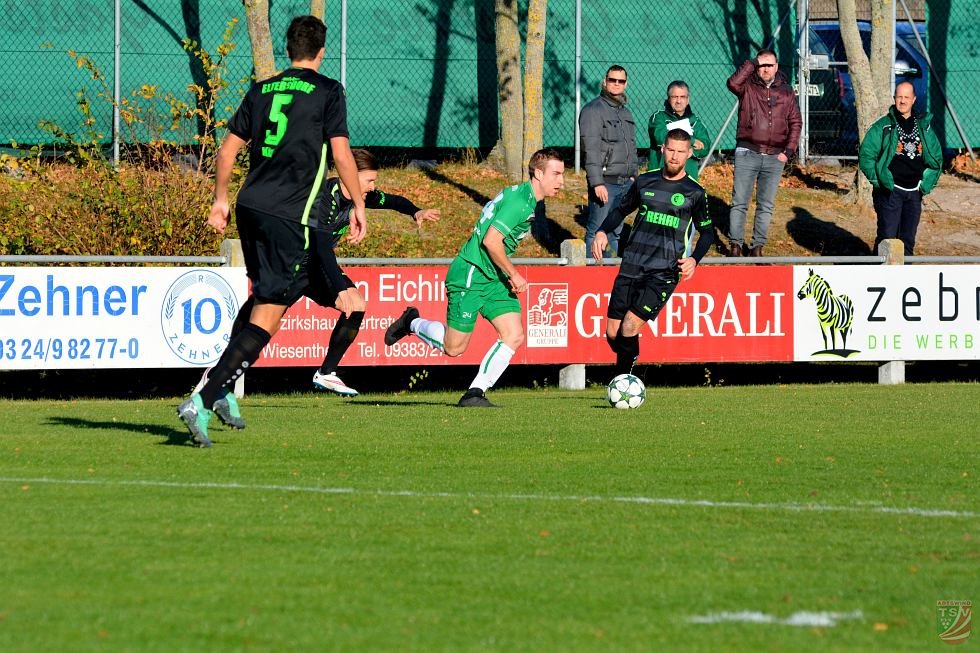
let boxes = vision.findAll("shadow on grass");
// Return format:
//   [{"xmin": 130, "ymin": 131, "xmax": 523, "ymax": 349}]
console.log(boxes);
[
  {"xmin": 345, "ymin": 399, "xmax": 465, "ymax": 407},
  {"xmin": 419, "ymin": 166, "xmax": 492, "ymax": 207},
  {"xmin": 786, "ymin": 207, "xmax": 872, "ymax": 256},
  {"xmin": 46, "ymin": 416, "xmax": 194, "ymax": 447},
  {"xmin": 533, "ymin": 200, "xmax": 575, "ymax": 255},
  {"xmin": 792, "ymin": 167, "xmax": 851, "ymax": 192}
]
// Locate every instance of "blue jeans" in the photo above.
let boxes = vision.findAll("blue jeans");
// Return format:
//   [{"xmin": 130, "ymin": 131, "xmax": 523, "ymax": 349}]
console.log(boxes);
[
  {"xmin": 728, "ymin": 148, "xmax": 785, "ymax": 248},
  {"xmin": 872, "ymin": 187, "xmax": 922, "ymax": 255},
  {"xmin": 585, "ymin": 181, "xmax": 630, "ymax": 257}
]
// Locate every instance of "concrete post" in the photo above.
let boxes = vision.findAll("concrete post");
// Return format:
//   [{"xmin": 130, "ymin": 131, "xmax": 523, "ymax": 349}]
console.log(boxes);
[
  {"xmin": 220, "ymin": 238, "xmax": 245, "ymax": 267},
  {"xmin": 221, "ymin": 238, "xmax": 247, "ymax": 398},
  {"xmin": 559, "ymin": 239, "xmax": 587, "ymax": 390},
  {"xmin": 878, "ymin": 239, "xmax": 905, "ymax": 385}
]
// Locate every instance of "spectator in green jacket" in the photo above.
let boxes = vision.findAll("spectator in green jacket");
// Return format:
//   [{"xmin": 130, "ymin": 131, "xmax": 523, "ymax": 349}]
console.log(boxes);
[
  {"xmin": 858, "ymin": 81, "xmax": 942, "ymax": 255},
  {"xmin": 648, "ymin": 80, "xmax": 711, "ymax": 180}
]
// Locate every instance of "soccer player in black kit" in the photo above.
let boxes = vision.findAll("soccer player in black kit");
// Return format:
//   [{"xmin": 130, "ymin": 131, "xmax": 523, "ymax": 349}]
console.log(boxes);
[
  {"xmin": 178, "ymin": 15, "xmax": 366, "ymax": 447},
  {"xmin": 306, "ymin": 148, "xmax": 439, "ymax": 395},
  {"xmin": 215, "ymin": 148, "xmax": 440, "ymax": 397},
  {"xmin": 592, "ymin": 128, "xmax": 714, "ymax": 378}
]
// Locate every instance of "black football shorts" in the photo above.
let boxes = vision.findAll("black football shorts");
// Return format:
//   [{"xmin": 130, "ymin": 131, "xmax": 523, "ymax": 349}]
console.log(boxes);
[
  {"xmin": 607, "ymin": 269, "xmax": 679, "ymax": 322},
  {"xmin": 236, "ymin": 204, "xmax": 311, "ymax": 306}
]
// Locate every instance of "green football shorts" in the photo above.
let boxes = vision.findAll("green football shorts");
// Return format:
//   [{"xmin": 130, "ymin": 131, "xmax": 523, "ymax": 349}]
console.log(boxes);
[{"xmin": 444, "ymin": 257, "xmax": 521, "ymax": 333}]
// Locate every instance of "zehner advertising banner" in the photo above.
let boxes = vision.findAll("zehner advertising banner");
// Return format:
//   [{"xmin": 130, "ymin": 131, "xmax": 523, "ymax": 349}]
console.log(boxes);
[{"xmin": 0, "ymin": 268, "xmax": 248, "ymax": 369}]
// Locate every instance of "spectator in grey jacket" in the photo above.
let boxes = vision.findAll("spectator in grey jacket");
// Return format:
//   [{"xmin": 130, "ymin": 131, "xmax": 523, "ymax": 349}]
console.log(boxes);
[{"xmin": 579, "ymin": 65, "xmax": 638, "ymax": 257}]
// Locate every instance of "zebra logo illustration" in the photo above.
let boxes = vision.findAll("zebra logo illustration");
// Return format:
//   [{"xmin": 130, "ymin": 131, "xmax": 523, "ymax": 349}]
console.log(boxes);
[{"xmin": 796, "ymin": 269, "xmax": 858, "ymax": 357}]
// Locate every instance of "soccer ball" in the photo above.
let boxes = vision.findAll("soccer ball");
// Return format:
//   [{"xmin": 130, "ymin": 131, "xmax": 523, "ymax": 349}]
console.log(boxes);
[{"xmin": 607, "ymin": 374, "xmax": 645, "ymax": 409}]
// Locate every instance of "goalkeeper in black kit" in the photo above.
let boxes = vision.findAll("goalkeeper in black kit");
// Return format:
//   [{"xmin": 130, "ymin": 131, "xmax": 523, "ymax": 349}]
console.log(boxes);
[{"xmin": 592, "ymin": 128, "xmax": 714, "ymax": 377}]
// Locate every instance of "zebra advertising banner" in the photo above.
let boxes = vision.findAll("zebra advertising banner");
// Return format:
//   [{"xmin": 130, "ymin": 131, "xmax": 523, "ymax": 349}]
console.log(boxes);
[{"xmin": 793, "ymin": 266, "xmax": 980, "ymax": 361}]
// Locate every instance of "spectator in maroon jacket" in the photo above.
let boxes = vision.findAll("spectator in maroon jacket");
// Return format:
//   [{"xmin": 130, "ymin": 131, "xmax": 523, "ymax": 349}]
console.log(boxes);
[{"xmin": 726, "ymin": 48, "xmax": 802, "ymax": 257}]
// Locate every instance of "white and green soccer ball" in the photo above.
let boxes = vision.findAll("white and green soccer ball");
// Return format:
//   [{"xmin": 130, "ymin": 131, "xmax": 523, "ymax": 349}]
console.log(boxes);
[{"xmin": 607, "ymin": 373, "xmax": 645, "ymax": 409}]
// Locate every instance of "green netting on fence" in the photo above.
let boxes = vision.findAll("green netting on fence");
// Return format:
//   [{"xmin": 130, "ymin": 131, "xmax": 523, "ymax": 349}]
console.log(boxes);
[{"xmin": 1, "ymin": 1, "xmax": 975, "ymax": 151}]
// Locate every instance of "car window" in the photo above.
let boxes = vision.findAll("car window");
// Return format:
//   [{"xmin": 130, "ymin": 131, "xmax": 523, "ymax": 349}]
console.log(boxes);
[
  {"xmin": 895, "ymin": 43, "xmax": 923, "ymax": 78},
  {"xmin": 807, "ymin": 28, "xmax": 833, "ymax": 56}
]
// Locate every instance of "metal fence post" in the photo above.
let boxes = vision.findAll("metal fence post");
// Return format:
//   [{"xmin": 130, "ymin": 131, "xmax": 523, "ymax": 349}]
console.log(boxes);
[
  {"xmin": 558, "ymin": 238, "xmax": 587, "ymax": 390},
  {"xmin": 797, "ymin": 0, "xmax": 809, "ymax": 166},
  {"xmin": 573, "ymin": 0, "xmax": 582, "ymax": 174},
  {"xmin": 878, "ymin": 238, "xmax": 905, "ymax": 385},
  {"xmin": 222, "ymin": 238, "xmax": 247, "ymax": 398}
]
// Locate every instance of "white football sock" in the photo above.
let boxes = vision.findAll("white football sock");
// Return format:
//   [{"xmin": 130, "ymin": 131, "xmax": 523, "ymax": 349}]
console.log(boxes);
[
  {"xmin": 411, "ymin": 318, "xmax": 446, "ymax": 352},
  {"xmin": 470, "ymin": 341, "xmax": 515, "ymax": 391}
]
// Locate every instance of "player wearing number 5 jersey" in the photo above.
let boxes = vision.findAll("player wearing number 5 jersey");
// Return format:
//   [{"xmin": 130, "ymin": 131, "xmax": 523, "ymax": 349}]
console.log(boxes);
[
  {"xmin": 177, "ymin": 15, "xmax": 365, "ymax": 447},
  {"xmin": 385, "ymin": 149, "xmax": 565, "ymax": 407}
]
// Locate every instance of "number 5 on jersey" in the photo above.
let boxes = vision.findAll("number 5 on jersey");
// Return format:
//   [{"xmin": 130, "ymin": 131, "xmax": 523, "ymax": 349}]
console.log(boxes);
[{"xmin": 262, "ymin": 93, "xmax": 293, "ymax": 157}]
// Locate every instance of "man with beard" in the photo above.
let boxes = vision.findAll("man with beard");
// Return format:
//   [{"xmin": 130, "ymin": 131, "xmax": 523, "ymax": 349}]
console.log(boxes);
[
  {"xmin": 592, "ymin": 129, "xmax": 714, "ymax": 377},
  {"xmin": 648, "ymin": 80, "xmax": 712, "ymax": 181},
  {"xmin": 579, "ymin": 65, "xmax": 638, "ymax": 258}
]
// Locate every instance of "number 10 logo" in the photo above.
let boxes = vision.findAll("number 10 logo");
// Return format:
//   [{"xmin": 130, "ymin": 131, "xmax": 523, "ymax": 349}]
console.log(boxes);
[{"xmin": 161, "ymin": 270, "xmax": 240, "ymax": 365}]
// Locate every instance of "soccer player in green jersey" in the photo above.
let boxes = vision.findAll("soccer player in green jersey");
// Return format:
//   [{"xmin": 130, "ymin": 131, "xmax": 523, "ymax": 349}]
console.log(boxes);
[{"xmin": 384, "ymin": 149, "xmax": 565, "ymax": 407}]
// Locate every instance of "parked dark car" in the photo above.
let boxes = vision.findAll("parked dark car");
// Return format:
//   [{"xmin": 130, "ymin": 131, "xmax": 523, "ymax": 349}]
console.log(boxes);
[
  {"xmin": 802, "ymin": 29, "xmax": 845, "ymax": 145},
  {"xmin": 808, "ymin": 21, "xmax": 929, "ymax": 154}
]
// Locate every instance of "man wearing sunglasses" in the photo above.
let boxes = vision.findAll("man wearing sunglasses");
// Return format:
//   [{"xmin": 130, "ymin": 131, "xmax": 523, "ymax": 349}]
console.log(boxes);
[
  {"xmin": 579, "ymin": 65, "xmax": 638, "ymax": 258},
  {"xmin": 726, "ymin": 48, "xmax": 801, "ymax": 257}
]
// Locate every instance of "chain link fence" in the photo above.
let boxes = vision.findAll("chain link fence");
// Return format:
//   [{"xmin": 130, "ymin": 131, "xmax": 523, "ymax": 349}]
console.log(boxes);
[
  {"xmin": 2, "ymin": 1, "xmax": 976, "ymax": 156},
  {"xmin": 800, "ymin": 0, "xmax": 978, "ymax": 160}
]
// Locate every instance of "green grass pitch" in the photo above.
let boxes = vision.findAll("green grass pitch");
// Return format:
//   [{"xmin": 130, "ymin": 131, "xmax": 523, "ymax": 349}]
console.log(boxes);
[{"xmin": 1, "ymin": 383, "xmax": 977, "ymax": 652}]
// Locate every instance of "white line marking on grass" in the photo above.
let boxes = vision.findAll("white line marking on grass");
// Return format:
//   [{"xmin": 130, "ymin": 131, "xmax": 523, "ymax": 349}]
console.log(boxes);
[
  {"xmin": 689, "ymin": 610, "xmax": 864, "ymax": 627},
  {"xmin": 0, "ymin": 476, "xmax": 977, "ymax": 520}
]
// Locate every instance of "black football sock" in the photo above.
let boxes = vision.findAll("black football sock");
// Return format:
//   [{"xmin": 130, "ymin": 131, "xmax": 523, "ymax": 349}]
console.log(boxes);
[
  {"xmin": 614, "ymin": 333, "xmax": 639, "ymax": 377},
  {"xmin": 605, "ymin": 333, "xmax": 618, "ymax": 355},
  {"xmin": 319, "ymin": 311, "xmax": 364, "ymax": 375},
  {"xmin": 230, "ymin": 295, "xmax": 255, "ymax": 339},
  {"xmin": 199, "ymin": 323, "xmax": 271, "ymax": 407}
]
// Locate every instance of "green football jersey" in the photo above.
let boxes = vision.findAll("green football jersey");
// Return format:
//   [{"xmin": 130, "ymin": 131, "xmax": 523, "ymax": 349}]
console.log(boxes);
[{"xmin": 456, "ymin": 181, "xmax": 537, "ymax": 279}]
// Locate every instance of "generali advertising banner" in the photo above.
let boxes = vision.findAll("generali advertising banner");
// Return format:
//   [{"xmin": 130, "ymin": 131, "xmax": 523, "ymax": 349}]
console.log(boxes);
[
  {"xmin": 257, "ymin": 265, "xmax": 795, "ymax": 366},
  {"xmin": 792, "ymin": 265, "xmax": 980, "ymax": 361},
  {"xmin": 3, "ymin": 265, "xmax": 977, "ymax": 370}
]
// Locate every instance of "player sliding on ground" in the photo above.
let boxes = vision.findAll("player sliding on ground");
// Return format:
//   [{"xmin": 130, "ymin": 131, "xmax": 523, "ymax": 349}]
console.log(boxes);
[
  {"xmin": 593, "ymin": 128, "xmax": 714, "ymax": 377},
  {"xmin": 384, "ymin": 149, "xmax": 565, "ymax": 407}
]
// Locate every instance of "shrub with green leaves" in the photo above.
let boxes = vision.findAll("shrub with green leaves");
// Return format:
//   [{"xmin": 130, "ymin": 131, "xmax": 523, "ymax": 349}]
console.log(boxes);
[{"xmin": 0, "ymin": 19, "xmax": 245, "ymax": 258}]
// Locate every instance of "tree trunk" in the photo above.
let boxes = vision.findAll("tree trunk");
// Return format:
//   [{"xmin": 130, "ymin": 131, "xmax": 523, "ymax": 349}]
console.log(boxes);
[
  {"xmin": 869, "ymin": 0, "xmax": 894, "ymax": 108},
  {"xmin": 244, "ymin": 0, "xmax": 276, "ymax": 82},
  {"xmin": 522, "ymin": 0, "xmax": 547, "ymax": 163},
  {"xmin": 310, "ymin": 0, "xmax": 325, "ymax": 21},
  {"xmin": 495, "ymin": 0, "xmax": 523, "ymax": 181},
  {"xmin": 837, "ymin": 0, "xmax": 876, "ymax": 206}
]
